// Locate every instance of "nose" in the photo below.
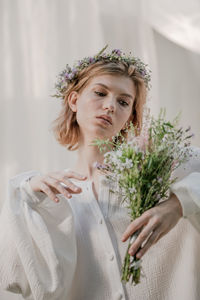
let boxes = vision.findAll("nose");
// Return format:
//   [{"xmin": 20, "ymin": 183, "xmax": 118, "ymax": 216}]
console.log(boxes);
[{"xmin": 102, "ymin": 96, "xmax": 116, "ymax": 112}]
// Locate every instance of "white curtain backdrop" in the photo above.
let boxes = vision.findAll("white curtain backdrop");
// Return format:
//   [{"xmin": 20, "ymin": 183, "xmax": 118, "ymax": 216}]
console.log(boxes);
[
  {"xmin": 0, "ymin": 1, "xmax": 200, "ymax": 298},
  {"xmin": 148, "ymin": 0, "xmax": 200, "ymax": 54}
]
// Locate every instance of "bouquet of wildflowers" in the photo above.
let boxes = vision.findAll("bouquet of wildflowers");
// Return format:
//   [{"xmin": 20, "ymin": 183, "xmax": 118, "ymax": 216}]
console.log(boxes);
[{"xmin": 91, "ymin": 108, "xmax": 194, "ymax": 285}]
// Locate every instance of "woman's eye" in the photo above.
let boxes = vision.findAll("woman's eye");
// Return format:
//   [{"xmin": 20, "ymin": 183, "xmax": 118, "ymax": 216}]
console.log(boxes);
[
  {"xmin": 95, "ymin": 91, "xmax": 128, "ymax": 107},
  {"xmin": 95, "ymin": 91, "xmax": 106, "ymax": 97},
  {"xmin": 119, "ymin": 100, "xmax": 129, "ymax": 107}
]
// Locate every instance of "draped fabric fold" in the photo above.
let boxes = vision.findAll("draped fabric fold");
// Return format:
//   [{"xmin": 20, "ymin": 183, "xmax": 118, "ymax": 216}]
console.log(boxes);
[{"xmin": 0, "ymin": 171, "xmax": 77, "ymax": 300}]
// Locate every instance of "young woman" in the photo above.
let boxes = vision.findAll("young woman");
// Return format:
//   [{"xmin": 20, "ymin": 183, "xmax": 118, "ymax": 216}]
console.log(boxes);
[{"xmin": 0, "ymin": 46, "xmax": 200, "ymax": 300}]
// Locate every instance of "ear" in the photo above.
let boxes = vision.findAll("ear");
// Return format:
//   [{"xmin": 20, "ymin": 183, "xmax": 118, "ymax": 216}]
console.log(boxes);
[{"xmin": 68, "ymin": 91, "xmax": 79, "ymax": 112}]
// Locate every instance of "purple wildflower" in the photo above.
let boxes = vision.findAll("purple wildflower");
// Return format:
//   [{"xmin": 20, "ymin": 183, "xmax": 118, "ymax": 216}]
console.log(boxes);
[
  {"xmin": 113, "ymin": 49, "xmax": 122, "ymax": 56},
  {"xmin": 93, "ymin": 161, "xmax": 109, "ymax": 171},
  {"xmin": 89, "ymin": 57, "xmax": 95, "ymax": 63},
  {"xmin": 53, "ymin": 45, "xmax": 152, "ymax": 100},
  {"xmin": 93, "ymin": 162, "xmax": 105, "ymax": 169},
  {"xmin": 72, "ymin": 68, "xmax": 77, "ymax": 74},
  {"xmin": 65, "ymin": 73, "xmax": 69, "ymax": 79},
  {"xmin": 141, "ymin": 70, "xmax": 146, "ymax": 76},
  {"xmin": 68, "ymin": 73, "xmax": 74, "ymax": 80}
]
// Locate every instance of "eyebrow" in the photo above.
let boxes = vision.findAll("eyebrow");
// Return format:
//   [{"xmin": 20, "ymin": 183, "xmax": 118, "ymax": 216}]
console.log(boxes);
[{"xmin": 93, "ymin": 83, "xmax": 133, "ymax": 100}]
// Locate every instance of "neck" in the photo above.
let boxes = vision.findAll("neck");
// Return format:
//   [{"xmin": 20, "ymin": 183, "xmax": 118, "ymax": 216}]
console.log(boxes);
[{"xmin": 73, "ymin": 137, "xmax": 110, "ymax": 181}]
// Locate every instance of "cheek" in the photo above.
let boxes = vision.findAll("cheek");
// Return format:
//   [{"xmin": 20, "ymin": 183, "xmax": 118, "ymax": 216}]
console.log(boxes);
[
  {"xmin": 79, "ymin": 95, "xmax": 98, "ymax": 109},
  {"xmin": 117, "ymin": 108, "xmax": 132, "ymax": 123},
  {"xmin": 76, "ymin": 98, "xmax": 97, "ymax": 124}
]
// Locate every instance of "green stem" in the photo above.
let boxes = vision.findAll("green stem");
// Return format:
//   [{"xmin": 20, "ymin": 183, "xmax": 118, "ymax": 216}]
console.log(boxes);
[{"xmin": 121, "ymin": 229, "xmax": 142, "ymax": 285}]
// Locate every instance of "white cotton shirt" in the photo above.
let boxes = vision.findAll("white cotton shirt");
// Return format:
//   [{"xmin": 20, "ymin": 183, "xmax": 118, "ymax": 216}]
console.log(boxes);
[{"xmin": 0, "ymin": 146, "xmax": 200, "ymax": 300}]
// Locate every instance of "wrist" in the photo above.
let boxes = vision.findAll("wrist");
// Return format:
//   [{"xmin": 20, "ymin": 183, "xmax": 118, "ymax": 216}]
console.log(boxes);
[{"xmin": 170, "ymin": 193, "xmax": 183, "ymax": 217}]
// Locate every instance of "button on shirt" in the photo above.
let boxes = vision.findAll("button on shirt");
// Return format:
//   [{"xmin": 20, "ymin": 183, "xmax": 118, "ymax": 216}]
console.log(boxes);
[
  {"xmin": 65, "ymin": 175, "xmax": 127, "ymax": 299},
  {"xmin": 109, "ymin": 253, "xmax": 115, "ymax": 261}
]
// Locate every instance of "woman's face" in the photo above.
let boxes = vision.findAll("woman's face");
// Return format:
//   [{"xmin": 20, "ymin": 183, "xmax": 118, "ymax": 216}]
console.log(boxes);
[{"xmin": 69, "ymin": 74, "xmax": 136, "ymax": 142}]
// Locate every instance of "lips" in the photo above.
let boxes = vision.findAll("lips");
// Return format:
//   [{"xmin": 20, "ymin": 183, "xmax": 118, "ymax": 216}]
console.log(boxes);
[{"xmin": 96, "ymin": 115, "xmax": 112, "ymax": 125}]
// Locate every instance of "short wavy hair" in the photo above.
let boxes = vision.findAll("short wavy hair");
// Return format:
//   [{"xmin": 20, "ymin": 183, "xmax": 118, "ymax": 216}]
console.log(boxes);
[{"xmin": 50, "ymin": 60, "xmax": 147, "ymax": 151}]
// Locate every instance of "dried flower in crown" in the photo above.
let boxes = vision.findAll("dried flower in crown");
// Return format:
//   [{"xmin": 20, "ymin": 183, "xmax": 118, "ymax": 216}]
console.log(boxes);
[{"xmin": 52, "ymin": 44, "xmax": 152, "ymax": 99}]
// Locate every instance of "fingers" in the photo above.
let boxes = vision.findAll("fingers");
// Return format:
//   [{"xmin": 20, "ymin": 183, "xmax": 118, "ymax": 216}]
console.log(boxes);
[
  {"xmin": 121, "ymin": 211, "xmax": 151, "ymax": 242},
  {"xmin": 29, "ymin": 169, "xmax": 88, "ymax": 203},
  {"xmin": 43, "ymin": 176, "xmax": 74, "ymax": 199},
  {"xmin": 47, "ymin": 169, "xmax": 88, "ymax": 195},
  {"xmin": 39, "ymin": 182, "xmax": 60, "ymax": 203},
  {"xmin": 136, "ymin": 229, "xmax": 160, "ymax": 258},
  {"xmin": 121, "ymin": 202, "xmax": 179, "ymax": 259},
  {"xmin": 128, "ymin": 219, "xmax": 158, "ymax": 257},
  {"xmin": 37, "ymin": 169, "xmax": 87, "ymax": 203}
]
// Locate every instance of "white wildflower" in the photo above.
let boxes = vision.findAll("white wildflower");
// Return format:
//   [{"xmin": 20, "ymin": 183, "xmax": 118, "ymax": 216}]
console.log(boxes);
[
  {"xmin": 124, "ymin": 158, "xmax": 133, "ymax": 169},
  {"xmin": 116, "ymin": 149, "xmax": 123, "ymax": 157},
  {"xmin": 129, "ymin": 187, "xmax": 136, "ymax": 193}
]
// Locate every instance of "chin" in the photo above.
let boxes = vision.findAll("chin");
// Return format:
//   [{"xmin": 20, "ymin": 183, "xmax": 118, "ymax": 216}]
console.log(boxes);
[{"xmin": 90, "ymin": 128, "xmax": 113, "ymax": 139}]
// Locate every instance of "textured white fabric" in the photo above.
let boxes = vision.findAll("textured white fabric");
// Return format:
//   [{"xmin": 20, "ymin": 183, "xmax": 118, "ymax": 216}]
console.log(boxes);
[
  {"xmin": 0, "ymin": 147, "xmax": 200, "ymax": 299},
  {"xmin": 0, "ymin": 171, "xmax": 77, "ymax": 300}
]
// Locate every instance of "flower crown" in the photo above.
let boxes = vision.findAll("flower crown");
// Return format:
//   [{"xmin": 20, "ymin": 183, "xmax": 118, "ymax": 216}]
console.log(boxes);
[{"xmin": 52, "ymin": 44, "xmax": 152, "ymax": 99}]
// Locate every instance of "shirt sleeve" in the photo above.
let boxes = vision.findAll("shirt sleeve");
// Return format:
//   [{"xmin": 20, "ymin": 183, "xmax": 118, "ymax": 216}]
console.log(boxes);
[
  {"xmin": 169, "ymin": 146, "xmax": 200, "ymax": 232},
  {"xmin": 0, "ymin": 170, "xmax": 77, "ymax": 300}
]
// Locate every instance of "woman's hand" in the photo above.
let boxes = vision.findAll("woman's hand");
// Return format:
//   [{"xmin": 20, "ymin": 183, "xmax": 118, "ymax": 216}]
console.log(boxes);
[
  {"xmin": 29, "ymin": 169, "xmax": 87, "ymax": 203},
  {"xmin": 121, "ymin": 193, "xmax": 183, "ymax": 259}
]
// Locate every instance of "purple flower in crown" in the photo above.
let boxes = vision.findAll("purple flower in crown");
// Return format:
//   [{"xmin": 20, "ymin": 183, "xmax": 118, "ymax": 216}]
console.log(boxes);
[
  {"xmin": 101, "ymin": 53, "xmax": 108, "ymax": 58},
  {"xmin": 112, "ymin": 49, "xmax": 122, "ymax": 56},
  {"xmin": 72, "ymin": 68, "xmax": 78, "ymax": 74},
  {"xmin": 65, "ymin": 73, "xmax": 70, "ymax": 79},
  {"xmin": 89, "ymin": 57, "xmax": 95, "ymax": 63},
  {"xmin": 52, "ymin": 44, "xmax": 152, "ymax": 99},
  {"xmin": 68, "ymin": 73, "xmax": 74, "ymax": 80}
]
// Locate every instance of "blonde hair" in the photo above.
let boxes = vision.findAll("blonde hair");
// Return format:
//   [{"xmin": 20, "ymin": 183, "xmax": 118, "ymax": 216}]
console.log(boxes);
[{"xmin": 50, "ymin": 60, "xmax": 147, "ymax": 151}]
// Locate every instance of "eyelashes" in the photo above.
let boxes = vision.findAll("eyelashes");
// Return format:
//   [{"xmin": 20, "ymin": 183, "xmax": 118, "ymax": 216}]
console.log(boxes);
[
  {"xmin": 95, "ymin": 91, "xmax": 106, "ymax": 97},
  {"xmin": 94, "ymin": 91, "xmax": 129, "ymax": 107}
]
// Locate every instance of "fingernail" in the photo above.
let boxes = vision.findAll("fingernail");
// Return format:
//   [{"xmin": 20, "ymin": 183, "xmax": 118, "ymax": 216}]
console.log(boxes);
[{"xmin": 55, "ymin": 198, "xmax": 59, "ymax": 202}]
